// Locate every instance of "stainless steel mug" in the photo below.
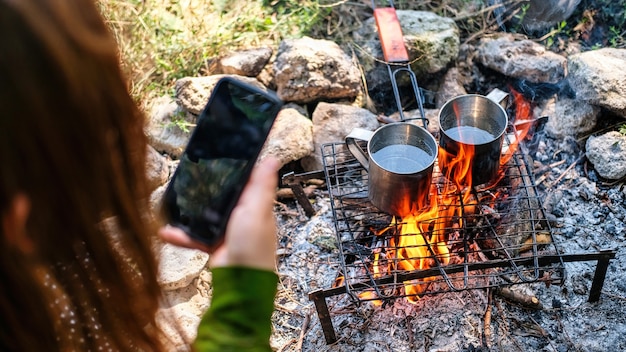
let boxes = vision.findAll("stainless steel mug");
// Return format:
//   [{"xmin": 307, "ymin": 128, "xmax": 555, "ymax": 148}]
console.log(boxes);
[
  {"xmin": 345, "ymin": 122, "xmax": 438, "ymax": 217},
  {"xmin": 438, "ymin": 92, "xmax": 508, "ymax": 187}
]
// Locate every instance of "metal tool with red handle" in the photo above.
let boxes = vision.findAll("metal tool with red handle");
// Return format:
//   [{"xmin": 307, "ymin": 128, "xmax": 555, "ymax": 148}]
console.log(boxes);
[{"xmin": 372, "ymin": 0, "xmax": 428, "ymax": 127}]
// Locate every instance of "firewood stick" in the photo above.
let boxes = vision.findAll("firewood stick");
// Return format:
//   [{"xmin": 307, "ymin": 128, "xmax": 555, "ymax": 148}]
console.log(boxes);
[
  {"xmin": 276, "ymin": 185, "xmax": 318, "ymax": 199},
  {"xmin": 495, "ymin": 287, "xmax": 543, "ymax": 310},
  {"xmin": 483, "ymin": 289, "xmax": 493, "ymax": 349}
]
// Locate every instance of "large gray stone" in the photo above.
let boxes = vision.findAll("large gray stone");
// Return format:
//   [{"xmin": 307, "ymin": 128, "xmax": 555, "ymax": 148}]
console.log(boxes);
[
  {"xmin": 545, "ymin": 97, "xmax": 600, "ymax": 138},
  {"xmin": 145, "ymin": 145, "xmax": 171, "ymax": 192},
  {"xmin": 586, "ymin": 131, "xmax": 626, "ymax": 180},
  {"xmin": 273, "ymin": 37, "xmax": 362, "ymax": 104},
  {"xmin": 259, "ymin": 107, "xmax": 314, "ymax": 167},
  {"xmin": 174, "ymin": 74, "xmax": 267, "ymax": 115},
  {"xmin": 435, "ymin": 68, "xmax": 468, "ymax": 108},
  {"xmin": 491, "ymin": 0, "xmax": 581, "ymax": 32},
  {"xmin": 476, "ymin": 33, "xmax": 567, "ymax": 84},
  {"xmin": 301, "ymin": 102, "xmax": 380, "ymax": 171},
  {"xmin": 568, "ymin": 48, "xmax": 626, "ymax": 117},
  {"xmin": 145, "ymin": 94, "xmax": 192, "ymax": 158},
  {"xmin": 157, "ymin": 243, "xmax": 209, "ymax": 291},
  {"xmin": 213, "ymin": 47, "xmax": 273, "ymax": 77}
]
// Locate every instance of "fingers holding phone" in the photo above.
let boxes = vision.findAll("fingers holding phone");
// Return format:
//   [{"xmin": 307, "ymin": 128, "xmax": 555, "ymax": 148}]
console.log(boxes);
[
  {"xmin": 159, "ymin": 156, "xmax": 279, "ymax": 271},
  {"xmin": 210, "ymin": 156, "xmax": 279, "ymax": 270}
]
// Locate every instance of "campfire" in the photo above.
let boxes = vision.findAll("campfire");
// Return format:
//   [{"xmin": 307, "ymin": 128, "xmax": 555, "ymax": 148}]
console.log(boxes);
[
  {"xmin": 330, "ymin": 87, "xmax": 543, "ymax": 301},
  {"xmin": 302, "ymin": 87, "xmax": 615, "ymax": 344}
]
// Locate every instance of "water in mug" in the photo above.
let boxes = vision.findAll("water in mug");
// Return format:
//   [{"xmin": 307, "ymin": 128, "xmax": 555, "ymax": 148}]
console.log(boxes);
[
  {"xmin": 445, "ymin": 125, "xmax": 496, "ymax": 144},
  {"xmin": 372, "ymin": 144, "xmax": 431, "ymax": 173}
]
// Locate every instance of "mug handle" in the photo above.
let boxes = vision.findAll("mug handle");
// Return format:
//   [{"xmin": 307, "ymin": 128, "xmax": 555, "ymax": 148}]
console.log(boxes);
[
  {"xmin": 486, "ymin": 88, "xmax": 510, "ymax": 109},
  {"xmin": 345, "ymin": 128, "xmax": 375, "ymax": 170}
]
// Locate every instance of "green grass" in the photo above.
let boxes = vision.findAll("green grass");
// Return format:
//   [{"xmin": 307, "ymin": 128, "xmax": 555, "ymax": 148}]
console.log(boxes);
[{"xmin": 98, "ymin": 0, "xmax": 331, "ymax": 105}]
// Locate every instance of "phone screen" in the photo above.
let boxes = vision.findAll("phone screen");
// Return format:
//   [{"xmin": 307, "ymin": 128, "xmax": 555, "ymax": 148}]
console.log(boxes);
[{"xmin": 162, "ymin": 77, "xmax": 282, "ymax": 246}]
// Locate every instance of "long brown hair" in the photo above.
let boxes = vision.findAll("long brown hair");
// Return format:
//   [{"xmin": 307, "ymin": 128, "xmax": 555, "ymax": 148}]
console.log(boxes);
[{"xmin": 0, "ymin": 0, "xmax": 166, "ymax": 350}]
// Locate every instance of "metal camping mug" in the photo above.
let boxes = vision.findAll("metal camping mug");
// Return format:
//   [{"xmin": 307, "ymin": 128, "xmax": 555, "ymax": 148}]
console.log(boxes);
[
  {"xmin": 345, "ymin": 122, "xmax": 438, "ymax": 217},
  {"xmin": 438, "ymin": 92, "xmax": 509, "ymax": 187}
]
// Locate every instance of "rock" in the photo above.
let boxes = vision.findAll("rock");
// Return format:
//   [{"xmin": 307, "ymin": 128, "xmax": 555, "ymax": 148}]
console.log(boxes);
[
  {"xmin": 585, "ymin": 131, "xmax": 626, "ymax": 180},
  {"xmin": 174, "ymin": 74, "xmax": 267, "ymax": 115},
  {"xmin": 157, "ymin": 243, "xmax": 209, "ymax": 291},
  {"xmin": 567, "ymin": 48, "xmax": 626, "ymax": 117},
  {"xmin": 476, "ymin": 33, "xmax": 567, "ymax": 84},
  {"xmin": 435, "ymin": 68, "xmax": 468, "ymax": 108},
  {"xmin": 150, "ymin": 182, "xmax": 168, "ymax": 215},
  {"xmin": 212, "ymin": 46, "xmax": 273, "ymax": 77},
  {"xmin": 545, "ymin": 97, "xmax": 600, "ymax": 138},
  {"xmin": 156, "ymin": 269, "xmax": 212, "ymax": 350},
  {"xmin": 145, "ymin": 145, "xmax": 171, "ymax": 192},
  {"xmin": 397, "ymin": 10, "xmax": 460, "ymax": 75},
  {"xmin": 259, "ymin": 107, "xmax": 314, "ymax": 168},
  {"xmin": 156, "ymin": 304, "xmax": 201, "ymax": 350},
  {"xmin": 145, "ymin": 94, "xmax": 192, "ymax": 158},
  {"xmin": 273, "ymin": 36, "xmax": 362, "ymax": 104},
  {"xmin": 256, "ymin": 54, "xmax": 277, "ymax": 90},
  {"xmin": 300, "ymin": 102, "xmax": 380, "ymax": 171}
]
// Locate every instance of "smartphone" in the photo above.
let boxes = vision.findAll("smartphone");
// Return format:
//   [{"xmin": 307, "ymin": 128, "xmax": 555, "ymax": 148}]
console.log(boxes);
[{"xmin": 161, "ymin": 77, "xmax": 283, "ymax": 248}]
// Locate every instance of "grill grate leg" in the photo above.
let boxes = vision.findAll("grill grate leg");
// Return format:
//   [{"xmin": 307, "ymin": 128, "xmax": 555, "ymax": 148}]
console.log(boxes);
[
  {"xmin": 309, "ymin": 289, "xmax": 337, "ymax": 344},
  {"xmin": 588, "ymin": 249, "xmax": 614, "ymax": 302}
]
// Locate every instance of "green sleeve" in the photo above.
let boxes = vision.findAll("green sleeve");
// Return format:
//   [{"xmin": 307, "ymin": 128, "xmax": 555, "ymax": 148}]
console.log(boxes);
[{"xmin": 194, "ymin": 266, "xmax": 278, "ymax": 352}]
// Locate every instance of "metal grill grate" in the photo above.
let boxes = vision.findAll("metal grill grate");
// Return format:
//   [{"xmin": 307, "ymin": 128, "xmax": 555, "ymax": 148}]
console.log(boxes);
[{"xmin": 321, "ymin": 130, "xmax": 565, "ymax": 304}]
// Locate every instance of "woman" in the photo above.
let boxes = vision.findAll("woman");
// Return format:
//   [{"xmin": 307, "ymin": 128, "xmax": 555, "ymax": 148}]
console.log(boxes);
[{"xmin": 0, "ymin": 0, "xmax": 278, "ymax": 350}]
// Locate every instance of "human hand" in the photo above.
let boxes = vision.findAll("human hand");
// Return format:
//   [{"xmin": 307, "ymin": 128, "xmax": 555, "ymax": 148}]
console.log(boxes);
[{"xmin": 159, "ymin": 157, "xmax": 280, "ymax": 271}]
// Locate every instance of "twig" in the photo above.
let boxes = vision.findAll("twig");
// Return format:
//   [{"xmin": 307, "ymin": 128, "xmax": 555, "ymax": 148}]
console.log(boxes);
[
  {"xmin": 295, "ymin": 311, "xmax": 311, "ymax": 351},
  {"xmin": 482, "ymin": 289, "xmax": 493, "ymax": 349},
  {"xmin": 528, "ymin": 315, "xmax": 557, "ymax": 352},
  {"xmin": 600, "ymin": 290, "xmax": 626, "ymax": 301},
  {"xmin": 547, "ymin": 155, "xmax": 584, "ymax": 190},
  {"xmin": 577, "ymin": 122, "xmax": 626, "ymax": 144},
  {"xmin": 600, "ymin": 174, "xmax": 626, "ymax": 187},
  {"xmin": 535, "ymin": 173, "xmax": 549, "ymax": 186},
  {"xmin": 554, "ymin": 312, "xmax": 575, "ymax": 350},
  {"xmin": 535, "ymin": 159, "xmax": 568, "ymax": 185},
  {"xmin": 274, "ymin": 200, "xmax": 301, "ymax": 217},
  {"xmin": 406, "ymin": 315, "xmax": 415, "ymax": 350},
  {"xmin": 461, "ymin": 3, "xmax": 523, "ymax": 45}
]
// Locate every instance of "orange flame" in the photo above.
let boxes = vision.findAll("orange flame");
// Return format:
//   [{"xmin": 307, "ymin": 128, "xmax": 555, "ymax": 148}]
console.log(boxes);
[{"xmin": 501, "ymin": 88, "xmax": 534, "ymax": 165}]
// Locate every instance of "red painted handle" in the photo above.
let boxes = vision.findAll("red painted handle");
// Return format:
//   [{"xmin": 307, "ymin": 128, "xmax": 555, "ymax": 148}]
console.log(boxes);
[{"xmin": 373, "ymin": 7, "xmax": 409, "ymax": 63}]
